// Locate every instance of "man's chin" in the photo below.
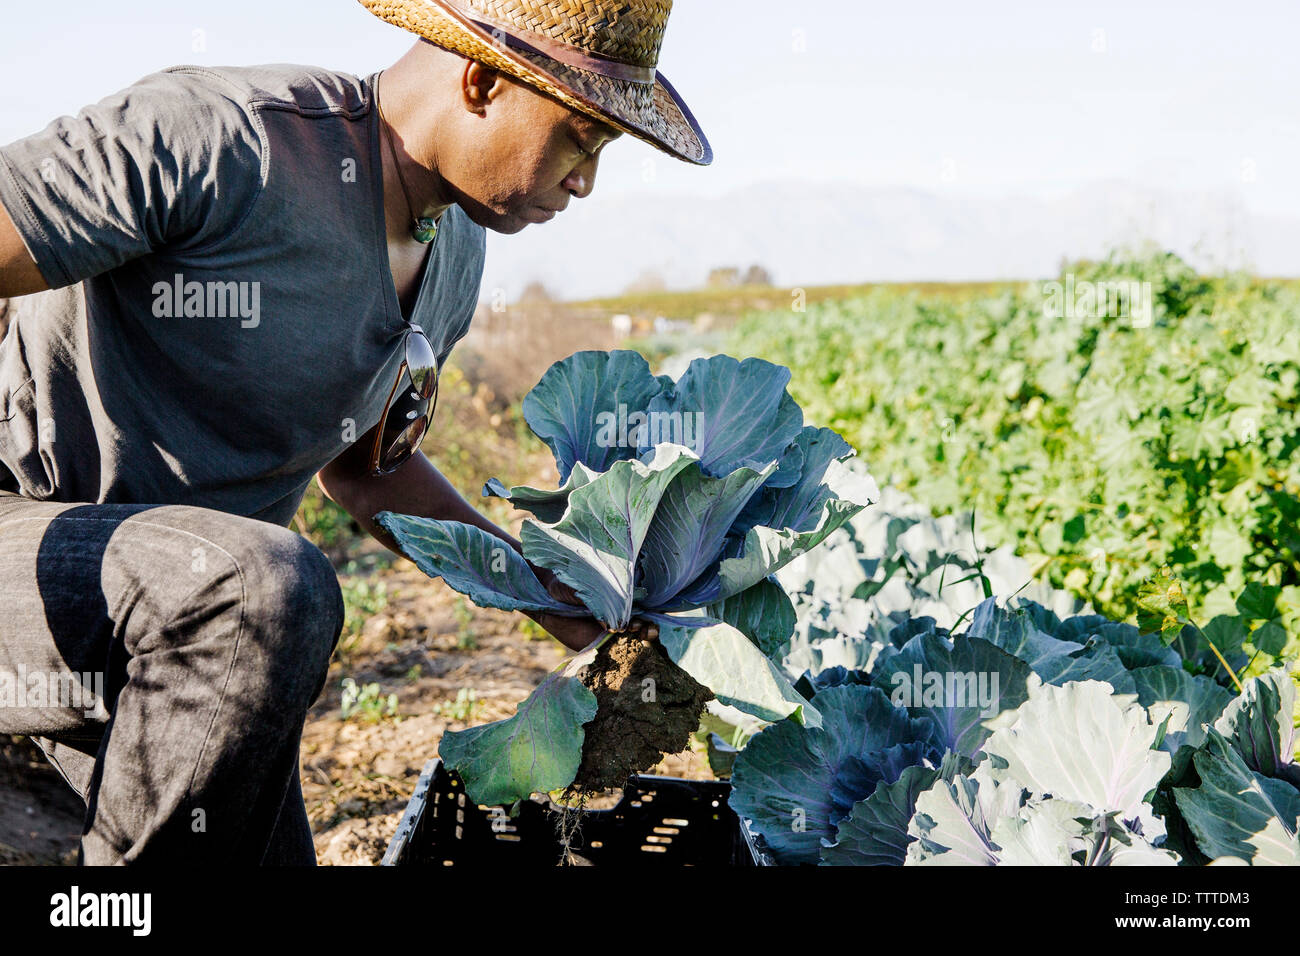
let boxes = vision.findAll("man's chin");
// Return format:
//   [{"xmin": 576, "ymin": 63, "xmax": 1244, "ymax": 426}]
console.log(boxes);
[
  {"xmin": 462, "ymin": 204, "xmax": 532, "ymax": 235},
  {"xmin": 497, "ymin": 214, "xmax": 532, "ymax": 235}
]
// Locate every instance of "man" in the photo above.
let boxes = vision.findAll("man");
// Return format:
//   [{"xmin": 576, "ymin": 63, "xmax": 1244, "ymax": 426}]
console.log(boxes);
[{"xmin": 0, "ymin": 0, "xmax": 711, "ymax": 864}]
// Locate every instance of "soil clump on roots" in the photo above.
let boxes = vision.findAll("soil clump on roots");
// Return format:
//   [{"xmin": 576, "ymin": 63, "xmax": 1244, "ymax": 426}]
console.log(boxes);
[{"xmin": 567, "ymin": 633, "xmax": 713, "ymax": 794}]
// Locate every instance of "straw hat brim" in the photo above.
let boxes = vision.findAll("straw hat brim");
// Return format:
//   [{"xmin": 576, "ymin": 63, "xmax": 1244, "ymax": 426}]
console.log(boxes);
[{"xmin": 358, "ymin": 0, "xmax": 712, "ymax": 165}]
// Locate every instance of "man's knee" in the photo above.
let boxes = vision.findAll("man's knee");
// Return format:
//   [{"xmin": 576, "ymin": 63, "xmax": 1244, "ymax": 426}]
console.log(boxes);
[
  {"xmin": 109, "ymin": 506, "xmax": 343, "ymax": 711},
  {"xmin": 234, "ymin": 526, "xmax": 344, "ymax": 702},
  {"xmin": 150, "ymin": 513, "xmax": 344, "ymax": 713}
]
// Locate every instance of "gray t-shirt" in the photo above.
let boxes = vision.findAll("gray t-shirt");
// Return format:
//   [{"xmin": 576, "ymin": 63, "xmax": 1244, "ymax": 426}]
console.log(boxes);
[{"xmin": 0, "ymin": 64, "xmax": 485, "ymax": 526}]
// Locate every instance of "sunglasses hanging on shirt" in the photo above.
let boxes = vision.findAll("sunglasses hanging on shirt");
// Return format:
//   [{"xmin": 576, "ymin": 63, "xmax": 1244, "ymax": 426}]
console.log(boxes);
[{"xmin": 368, "ymin": 322, "xmax": 440, "ymax": 476}]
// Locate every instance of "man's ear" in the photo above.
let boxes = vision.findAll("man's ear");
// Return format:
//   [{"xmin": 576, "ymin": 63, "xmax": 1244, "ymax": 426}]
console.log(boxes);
[{"xmin": 461, "ymin": 60, "xmax": 507, "ymax": 116}]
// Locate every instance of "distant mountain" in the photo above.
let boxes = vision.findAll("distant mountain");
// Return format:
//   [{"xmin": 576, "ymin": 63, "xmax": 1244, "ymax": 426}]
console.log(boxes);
[{"xmin": 480, "ymin": 179, "xmax": 1297, "ymax": 303}]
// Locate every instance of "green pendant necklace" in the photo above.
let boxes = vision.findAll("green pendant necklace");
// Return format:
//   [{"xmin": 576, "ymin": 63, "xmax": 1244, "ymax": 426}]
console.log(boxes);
[{"xmin": 376, "ymin": 74, "xmax": 439, "ymax": 244}]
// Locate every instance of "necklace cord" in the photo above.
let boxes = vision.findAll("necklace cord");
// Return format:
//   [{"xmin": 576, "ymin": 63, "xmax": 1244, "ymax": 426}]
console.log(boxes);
[{"xmin": 376, "ymin": 71, "xmax": 439, "ymax": 243}]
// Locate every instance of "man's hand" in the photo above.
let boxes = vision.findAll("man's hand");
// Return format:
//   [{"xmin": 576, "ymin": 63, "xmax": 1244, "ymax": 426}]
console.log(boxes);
[{"xmin": 528, "ymin": 566, "xmax": 660, "ymax": 653}]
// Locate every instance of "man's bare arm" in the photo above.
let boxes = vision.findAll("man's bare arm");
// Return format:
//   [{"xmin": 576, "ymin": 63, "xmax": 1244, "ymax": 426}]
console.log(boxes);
[
  {"xmin": 316, "ymin": 422, "xmax": 520, "ymax": 559},
  {"xmin": 316, "ymin": 423, "xmax": 622, "ymax": 652},
  {"xmin": 316, "ymin": 422, "xmax": 660, "ymax": 652},
  {"xmin": 0, "ymin": 200, "xmax": 49, "ymax": 297}
]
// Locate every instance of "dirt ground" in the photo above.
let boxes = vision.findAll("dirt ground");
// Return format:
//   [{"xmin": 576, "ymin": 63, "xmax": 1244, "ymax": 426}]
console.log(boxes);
[{"xmin": 0, "ymin": 736, "xmax": 83, "ymax": 865}]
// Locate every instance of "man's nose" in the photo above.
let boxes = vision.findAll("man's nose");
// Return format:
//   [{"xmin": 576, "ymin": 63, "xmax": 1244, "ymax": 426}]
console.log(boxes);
[{"xmin": 563, "ymin": 155, "xmax": 600, "ymax": 199}]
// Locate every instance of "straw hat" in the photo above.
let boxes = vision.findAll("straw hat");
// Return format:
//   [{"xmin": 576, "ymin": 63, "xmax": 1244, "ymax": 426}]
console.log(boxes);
[{"xmin": 357, "ymin": 0, "xmax": 712, "ymax": 165}]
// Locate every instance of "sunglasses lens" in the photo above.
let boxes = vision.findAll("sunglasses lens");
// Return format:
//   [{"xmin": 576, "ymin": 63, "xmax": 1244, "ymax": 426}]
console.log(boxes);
[
  {"xmin": 379, "ymin": 413, "xmax": 430, "ymax": 473},
  {"xmin": 375, "ymin": 371, "xmax": 439, "ymax": 474},
  {"xmin": 405, "ymin": 329, "xmax": 438, "ymax": 400},
  {"xmin": 371, "ymin": 326, "xmax": 441, "ymax": 475}
]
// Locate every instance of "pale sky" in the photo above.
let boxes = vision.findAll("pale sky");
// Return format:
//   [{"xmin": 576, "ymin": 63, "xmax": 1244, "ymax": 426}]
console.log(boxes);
[{"xmin": 1, "ymin": 0, "xmax": 1296, "ymax": 215}]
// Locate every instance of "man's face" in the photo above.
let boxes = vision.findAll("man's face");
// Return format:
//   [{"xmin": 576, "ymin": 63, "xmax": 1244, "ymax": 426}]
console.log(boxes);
[{"xmin": 440, "ymin": 66, "xmax": 623, "ymax": 234}]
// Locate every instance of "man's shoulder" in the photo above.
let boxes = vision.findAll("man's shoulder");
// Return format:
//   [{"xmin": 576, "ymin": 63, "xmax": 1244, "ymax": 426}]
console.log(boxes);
[{"xmin": 157, "ymin": 63, "xmax": 372, "ymax": 121}]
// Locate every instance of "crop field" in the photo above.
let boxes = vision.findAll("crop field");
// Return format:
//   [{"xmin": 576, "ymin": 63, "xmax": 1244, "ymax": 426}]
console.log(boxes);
[{"xmin": 730, "ymin": 250, "xmax": 1300, "ymax": 646}]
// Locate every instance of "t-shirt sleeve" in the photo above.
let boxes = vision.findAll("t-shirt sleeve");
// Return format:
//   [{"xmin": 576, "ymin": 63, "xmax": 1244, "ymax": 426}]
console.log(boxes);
[{"xmin": 0, "ymin": 68, "xmax": 265, "ymax": 290}]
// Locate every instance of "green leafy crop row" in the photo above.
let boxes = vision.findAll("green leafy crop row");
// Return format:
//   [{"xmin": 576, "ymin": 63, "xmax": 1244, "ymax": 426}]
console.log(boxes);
[{"xmin": 731, "ymin": 249, "xmax": 1300, "ymax": 641}]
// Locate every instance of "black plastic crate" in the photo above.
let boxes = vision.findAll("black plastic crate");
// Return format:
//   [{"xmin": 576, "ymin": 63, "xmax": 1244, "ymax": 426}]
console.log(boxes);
[{"xmin": 382, "ymin": 758, "xmax": 765, "ymax": 866}]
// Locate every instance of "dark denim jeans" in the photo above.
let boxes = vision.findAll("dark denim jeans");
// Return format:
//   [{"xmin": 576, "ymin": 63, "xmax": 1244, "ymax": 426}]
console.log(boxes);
[{"xmin": 0, "ymin": 486, "xmax": 344, "ymax": 864}]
